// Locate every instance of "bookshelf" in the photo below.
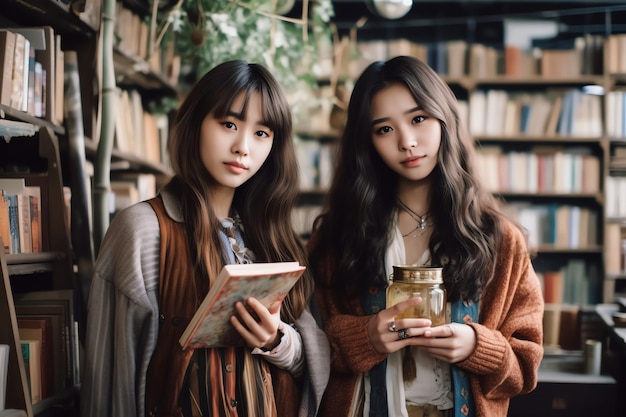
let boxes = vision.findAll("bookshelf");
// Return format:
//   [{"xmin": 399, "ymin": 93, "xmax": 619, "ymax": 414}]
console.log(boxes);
[
  {"xmin": 294, "ymin": 5, "xmax": 626, "ymax": 355},
  {"xmin": 0, "ymin": 126, "xmax": 77, "ymax": 416},
  {"xmin": 0, "ymin": 0, "xmax": 99, "ymax": 415},
  {"xmin": 87, "ymin": 0, "xmax": 179, "ymax": 246}
]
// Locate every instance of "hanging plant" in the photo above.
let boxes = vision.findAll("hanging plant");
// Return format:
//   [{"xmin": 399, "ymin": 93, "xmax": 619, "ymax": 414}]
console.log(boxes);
[{"xmin": 168, "ymin": 0, "xmax": 335, "ymax": 89}]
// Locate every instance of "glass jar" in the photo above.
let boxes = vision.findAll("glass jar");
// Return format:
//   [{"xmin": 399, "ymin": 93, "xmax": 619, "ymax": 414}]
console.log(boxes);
[{"xmin": 387, "ymin": 265, "xmax": 447, "ymax": 326}]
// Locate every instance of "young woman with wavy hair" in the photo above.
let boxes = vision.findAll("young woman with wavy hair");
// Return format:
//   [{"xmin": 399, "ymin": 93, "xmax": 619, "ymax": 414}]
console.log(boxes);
[{"xmin": 308, "ymin": 55, "xmax": 543, "ymax": 417}]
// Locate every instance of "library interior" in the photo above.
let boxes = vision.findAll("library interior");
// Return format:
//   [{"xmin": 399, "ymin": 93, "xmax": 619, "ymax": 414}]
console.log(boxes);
[{"xmin": 1, "ymin": 0, "xmax": 626, "ymax": 416}]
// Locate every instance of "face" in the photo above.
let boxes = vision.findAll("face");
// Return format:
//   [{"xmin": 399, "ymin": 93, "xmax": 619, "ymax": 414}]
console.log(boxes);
[
  {"xmin": 370, "ymin": 82, "xmax": 441, "ymax": 183},
  {"xmin": 200, "ymin": 91, "xmax": 274, "ymax": 193}
]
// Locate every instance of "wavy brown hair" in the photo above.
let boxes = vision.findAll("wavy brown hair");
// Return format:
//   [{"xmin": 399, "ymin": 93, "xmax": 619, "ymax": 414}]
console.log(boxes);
[
  {"xmin": 168, "ymin": 60, "xmax": 312, "ymax": 322},
  {"xmin": 309, "ymin": 56, "xmax": 525, "ymax": 309}
]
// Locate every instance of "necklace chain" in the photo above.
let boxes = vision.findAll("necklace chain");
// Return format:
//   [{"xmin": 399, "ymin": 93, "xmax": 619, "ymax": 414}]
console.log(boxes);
[{"xmin": 398, "ymin": 200, "xmax": 432, "ymax": 238}]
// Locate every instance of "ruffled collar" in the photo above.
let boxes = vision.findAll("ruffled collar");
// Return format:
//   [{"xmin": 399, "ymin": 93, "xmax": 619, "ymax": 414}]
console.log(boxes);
[{"xmin": 219, "ymin": 214, "xmax": 254, "ymax": 264}]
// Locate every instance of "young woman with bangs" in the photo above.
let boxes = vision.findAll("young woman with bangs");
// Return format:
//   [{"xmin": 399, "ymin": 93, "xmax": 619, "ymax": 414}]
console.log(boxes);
[{"xmin": 81, "ymin": 60, "xmax": 329, "ymax": 417}]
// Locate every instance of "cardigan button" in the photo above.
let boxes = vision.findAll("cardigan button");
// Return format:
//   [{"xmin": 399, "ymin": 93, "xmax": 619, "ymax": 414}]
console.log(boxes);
[
  {"xmin": 230, "ymin": 399, "xmax": 238, "ymax": 407},
  {"xmin": 225, "ymin": 364, "xmax": 233, "ymax": 372}
]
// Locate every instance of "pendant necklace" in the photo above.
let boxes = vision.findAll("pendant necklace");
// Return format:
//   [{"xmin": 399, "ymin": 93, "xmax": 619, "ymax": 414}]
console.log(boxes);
[{"xmin": 398, "ymin": 199, "xmax": 432, "ymax": 238}]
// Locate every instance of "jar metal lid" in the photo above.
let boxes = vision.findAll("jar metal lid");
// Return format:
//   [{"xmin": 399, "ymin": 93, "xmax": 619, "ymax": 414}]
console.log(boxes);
[{"xmin": 391, "ymin": 265, "xmax": 443, "ymax": 283}]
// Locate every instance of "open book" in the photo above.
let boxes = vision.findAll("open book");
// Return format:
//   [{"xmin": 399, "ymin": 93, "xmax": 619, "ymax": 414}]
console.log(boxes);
[{"xmin": 179, "ymin": 262, "xmax": 306, "ymax": 349}]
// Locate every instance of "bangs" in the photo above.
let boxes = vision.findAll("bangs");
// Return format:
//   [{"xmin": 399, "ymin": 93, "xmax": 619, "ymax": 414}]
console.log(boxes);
[{"xmin": 210, "ymin": 81, "xmax": 288, "ymax": 134}]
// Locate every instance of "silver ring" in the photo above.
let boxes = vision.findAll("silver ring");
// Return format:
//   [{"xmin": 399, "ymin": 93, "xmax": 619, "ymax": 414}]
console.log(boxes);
[
  {"xmin": 447, "ymin": 324, "xmax": 455, "ymax": 336},
  {"xmin": 398, "ymin": 329, "xmax": 410, "ymax": 340},
  {"xmin": 388, "ymin": 321, "xmax": 397, "ymax": 332}
]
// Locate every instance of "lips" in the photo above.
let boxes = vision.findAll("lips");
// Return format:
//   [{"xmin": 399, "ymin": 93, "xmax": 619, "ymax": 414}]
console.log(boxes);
[
  {"xmin": 402, "ymin": 155, "xmax": 424, "ymax": 167},
  {"xmin": 224, "ymin": 161, "xmax": 249, "ymax": 174},
  {"xmin": 226, "ymin": 161, "xmax": 248, "ymax": 170}
]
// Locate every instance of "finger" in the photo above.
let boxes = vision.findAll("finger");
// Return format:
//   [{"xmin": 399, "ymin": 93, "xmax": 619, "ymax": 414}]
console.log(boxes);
[
  {"xmin": 426, "ymin": 323, "xmax": 456, "ymax": 338},
  {"xmin": 229, "ymin": 315, "xmax": 264, "ymax": 348},
  {"xmin": 385, "ymin": 296, "xmax": 422, "ymax": 318},
  {"xmin": 244, "ymin": 298, "xmax": 282, "ymax": 328},
  {"xmin": 397, "ymin": 328, "xmax": 411, "ymax": 340},
  {"xmin": 394, "ymin": 317, "xmax": 432, "ymax": 330},
  {"xmin": 234, "ymin": 300, "xmax": 263, "ymax": 327},
  {"xmin": 246, "ymin": 296, "xmax": 281, "ymax": 315}
]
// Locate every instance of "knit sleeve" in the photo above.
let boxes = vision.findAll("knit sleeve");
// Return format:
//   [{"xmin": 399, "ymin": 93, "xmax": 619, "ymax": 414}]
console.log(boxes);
[
  {"xmin": 314, "ymin": 283, "xmax": 387, "ymax": 374},
  {"xmin": 456, "ymin": 222, "xmax": 544, "ymax": 399},
  {"xmin": 80, "ymin": 202, "xmax": 161, "ymax": 417}
]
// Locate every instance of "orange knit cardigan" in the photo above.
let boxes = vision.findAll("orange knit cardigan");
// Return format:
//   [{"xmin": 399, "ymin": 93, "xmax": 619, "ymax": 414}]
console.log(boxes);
[{"xmin": 309, "ymin": 221, "xmax": 544, "ymax": 417}]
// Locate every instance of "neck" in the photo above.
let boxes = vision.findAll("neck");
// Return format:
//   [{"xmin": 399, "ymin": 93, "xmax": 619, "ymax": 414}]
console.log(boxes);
[
  {"xmin": 210, "ymin": 186, "xmax": 235, "ymax": 219},
  {"xmin": 397, "ymin": 199, "xmax": 427, "ymax": 221},
  {"xmin": 397, "ymin": 180, "xmax": 431, "ymax": 218}
]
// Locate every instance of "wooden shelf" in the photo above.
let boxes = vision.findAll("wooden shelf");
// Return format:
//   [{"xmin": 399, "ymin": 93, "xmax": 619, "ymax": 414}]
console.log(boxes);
[
  {"xmin": 83, "ymin": 137, "xmax": 173, "ymax": 177},
  {"xmin": 113, "ymin": 48, "xmax": 178, "ymax": 94},
  {"xmin": 1, "ymin": 0, "xmax": 98, "ymax": 37},
  {"xmin": 6, "ymin": 252, "xmax": 69, "ymax": 276},
  {"xmin": 444, "ymin": 75, "xmax": 607, "ymax": 90},
  {"xmin": 0, "ymin": 106, "xmax": 64, "ymax": 136}
]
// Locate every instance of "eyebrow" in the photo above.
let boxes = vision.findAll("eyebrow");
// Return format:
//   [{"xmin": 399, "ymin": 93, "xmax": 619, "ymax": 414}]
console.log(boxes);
[
  {"xmin": 371, "ymin": 105, "xmax": 424, "ymax": 126},
  {"xmin": 225, "ymin": 110, "xmax": 272, "ymax": 128},
  {"xmin": 226, "ymin": 110, "xmax": 244, "ymax": 120}
]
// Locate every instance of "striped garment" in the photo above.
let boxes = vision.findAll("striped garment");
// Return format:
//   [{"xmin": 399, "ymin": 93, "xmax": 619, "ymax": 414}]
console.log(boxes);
[{"xmin": 80, "ymin": 186, "xmax": 327, "ymax": 417}]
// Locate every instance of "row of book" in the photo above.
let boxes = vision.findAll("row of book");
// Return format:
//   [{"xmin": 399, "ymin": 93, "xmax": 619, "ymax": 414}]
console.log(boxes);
[
  {"xmin": 294, "ymin": 137, "xmax": 337, "ymax": 192},
  {"xmin": 605, "ymin": 176, "xmax": 626, "ymax": 219},
  {"xmin": 114, "ymin": 87, "xmax": 170, "ymax": 168},
  {"xmin": 605, "ymin": 90, "xmax": 626, "ymax": 139},
  {"xmin": 504, "ymin": 203, "xmax": 599, "ymax": 251},
  {"xmin": 344, "ymin": 33, "xmax": 606, "ymax": 81},
  {"xmin": 0, "ymin": 183, "xmax": 42, "ymax": 255},
  {"xmin": 606, "ymin": 33, "xmax": 626, "ymax": 75},
  {"xmin": 468, "ymin": 88, "xmax": 603, "ymax": 138},
  {"xmin": 291, "ymin": 205, "xmax": 323, "ymax": 238},
  {"xmin": 109, "ymin": 173, "xmax": 158, "ymax": 216},
  {"xmin": 542, "ymin": 303, "xmax": 581, "ymax": 351},
  {"xmin": 114, "ymin": 1, "xmax": 180, "ymax": 86},
  {"xmin": 476, "ymin": 146, "xmax": 600, "ymax": 195},
  {"xmin": 0, "ymin": 26, "xmax": 64, "ymax": 124},
  {"xmin": 539, "ymin": 258, "xmax": 601, "ymax": 306},
  {"xmin": 605, "ymin": 223, "xmax": 626, "ymax": 277},
  {"xmin": 13, "ymin": 290, "xmax": 80, "ymax": 404}
]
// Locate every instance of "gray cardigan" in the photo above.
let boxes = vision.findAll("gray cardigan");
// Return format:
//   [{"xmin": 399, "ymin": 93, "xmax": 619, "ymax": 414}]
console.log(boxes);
[{"xmin": 80, "ymin": 187, "xmax": 330, "ymax": 417}]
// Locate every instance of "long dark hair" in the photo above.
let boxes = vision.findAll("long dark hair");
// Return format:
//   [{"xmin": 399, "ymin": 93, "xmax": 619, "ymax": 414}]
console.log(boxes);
[
  {"xmin": 310, "ymin": 55, "xmax": 520, "ymax": 308},
  {"xmin": 168, "ymin": 60, "xmax": 312, "ymax": 322}
]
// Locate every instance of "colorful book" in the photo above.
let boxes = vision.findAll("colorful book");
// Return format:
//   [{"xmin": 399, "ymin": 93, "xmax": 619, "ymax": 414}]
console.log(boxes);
[
  {"xmin": 20, "ymin": 340, "xmax": 41, "ymax": 404},
  {"xmin": 179, "ymin": 262, "xmax": 306, "ymax": 349},
  {"xmin": 18, "ymin": 318, "xmax": 53, "ymax": 399}
]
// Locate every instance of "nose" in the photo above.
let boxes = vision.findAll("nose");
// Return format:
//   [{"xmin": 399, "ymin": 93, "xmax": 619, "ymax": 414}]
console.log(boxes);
[
  {"xmin": 232, "ymin": 131, "xmax": 250, "ymax": 156},
  {"xmin": 398, "ymin": 128, "xmax": 417, "ymax": 151}
]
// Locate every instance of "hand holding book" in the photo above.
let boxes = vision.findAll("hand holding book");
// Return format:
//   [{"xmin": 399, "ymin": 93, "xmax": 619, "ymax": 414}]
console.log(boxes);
[
  {"xmin": 230, "ymin": 295, "xmax": 283, "ymax": 350},
  {"xmin": 179, "ymin": 262, "xmax": 306, "ymax": 349}
]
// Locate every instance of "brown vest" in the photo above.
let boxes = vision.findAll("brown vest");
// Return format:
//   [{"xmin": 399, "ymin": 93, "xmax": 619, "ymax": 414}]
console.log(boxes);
[
  {"xmin": 143, "ymin": 196, "xmax": 300, "ymax": 417},
  {"xmin": 145, "ymin": 196, "xmax": 197, "ymax": 417}
]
